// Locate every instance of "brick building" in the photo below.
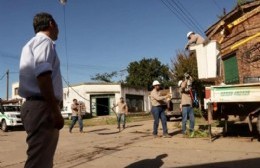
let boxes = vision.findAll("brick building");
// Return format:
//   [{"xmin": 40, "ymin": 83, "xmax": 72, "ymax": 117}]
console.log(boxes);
[{"xmin": 205, "ymin": 1, "xmax": 260, "ymax": 84}]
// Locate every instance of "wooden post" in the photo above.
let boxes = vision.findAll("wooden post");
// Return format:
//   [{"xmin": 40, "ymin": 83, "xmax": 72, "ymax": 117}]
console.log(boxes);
[{"xmin": 208, "ymin": 102, "xmax": 213, "ymax": 141}]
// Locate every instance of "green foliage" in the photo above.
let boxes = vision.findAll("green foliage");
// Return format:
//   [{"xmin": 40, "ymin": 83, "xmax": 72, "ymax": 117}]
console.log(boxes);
[
  {"xmin": 170, "ymin": 51, "xmax": 198, "ymax": 84},
  {"xmin": 125, "ymin": 58, "xmax": 172, "ymax": 90},
  {"xmin": 91, "ymin": 71, "xmax": 118, "ymax": 83},
  {"xmin": 171, "ymin": 51, "xmax": 206, "ymax": 101}
]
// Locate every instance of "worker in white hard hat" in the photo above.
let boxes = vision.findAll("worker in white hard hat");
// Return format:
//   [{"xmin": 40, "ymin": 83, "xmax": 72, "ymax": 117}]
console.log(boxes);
[
  {"xmin": 178, "ymin": 74, "xmax": 195, "ymax": 138},
  {"xmin": 185, "ymin": 31, "xmax": 205, "ymax": 50},
  {"xmin": 150, "ymin": 80, "xmax": 171, "ymax": 138}
]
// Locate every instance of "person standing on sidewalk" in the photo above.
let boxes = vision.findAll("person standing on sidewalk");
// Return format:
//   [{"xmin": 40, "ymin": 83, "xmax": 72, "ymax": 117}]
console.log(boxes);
[
  {"xmin": 113, "ymin": 97, "xmax": 128, "ymax": 129},
  {"xmin": 178, "ymin": 74, "xmax": 195, "ymax": 138},
  {"xmin": 19, "ymin": 12, "xmax": 64, "ymax": 168},
  {"xmin": 150, "ymin": 80, "xmax": 171, "ymax": 138},
  {"xmin": 69, "ymin": 99, "xmax": 83, "ymax": 133}
]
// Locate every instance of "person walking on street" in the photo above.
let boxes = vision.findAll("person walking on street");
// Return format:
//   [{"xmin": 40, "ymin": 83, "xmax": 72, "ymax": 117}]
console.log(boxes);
[
  {"xmin": 178, "ymin": 74, "xmax": 195, "ymax": 138},
  {"xmin": 185, "ymin": 31, "xmax": 205, "ymax": 50},
  {"xmin": 150, "ymin": 80, "xmax": 171, "ymax": 138},
  {"xmin": 19, "ymin": 12, "xmax": 64, "ymax": 168},
  {"xmin": 113, "ymin": 97, "xmax": 128, "ymax": 129},
  {"xmin": 69, "ymin": 99, "xmax": 84, "ymax": 133}
]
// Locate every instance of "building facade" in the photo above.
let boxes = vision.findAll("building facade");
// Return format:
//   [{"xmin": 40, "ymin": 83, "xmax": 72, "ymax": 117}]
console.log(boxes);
[
  {"xmin": 205, "ymin": 1, "xmax": 260, "ymax": 84},
  {"xmin": 63, "ymin": 83, "xmax": 150, "ymax": 116}
]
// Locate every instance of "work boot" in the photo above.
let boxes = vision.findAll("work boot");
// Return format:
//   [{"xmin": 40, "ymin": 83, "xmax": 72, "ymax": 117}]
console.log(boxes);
[
  {"xmin": 163, "ymin": 134, "xmax": 171, "ymax": 138},
  {"xmin": 190, "ymin": 131, "xmax": 195, "ymax": 138},
  {"xmin": 153, "ymin": 134, "xmax": 159, "ymax": 138}
]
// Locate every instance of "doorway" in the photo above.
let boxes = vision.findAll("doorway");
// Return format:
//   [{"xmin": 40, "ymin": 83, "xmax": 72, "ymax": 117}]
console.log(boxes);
[{"xmin": 96, "ymin": 97, "xmax": 109, "ymax": 116}]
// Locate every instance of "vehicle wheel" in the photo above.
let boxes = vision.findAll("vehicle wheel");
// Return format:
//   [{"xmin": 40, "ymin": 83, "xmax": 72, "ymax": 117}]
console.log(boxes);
[{"xmin": 1, "ymin": 120, "xmax": 8, "ymax": 132}]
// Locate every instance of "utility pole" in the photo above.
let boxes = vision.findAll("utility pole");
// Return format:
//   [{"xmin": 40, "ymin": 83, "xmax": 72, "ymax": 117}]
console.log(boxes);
[{"xmin": 6, "ymin": 69, "xmax": 9, "ymax": 100}]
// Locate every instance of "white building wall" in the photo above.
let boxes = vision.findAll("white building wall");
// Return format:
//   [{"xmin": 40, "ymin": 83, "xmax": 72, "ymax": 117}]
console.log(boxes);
[
  {"xmin": 121, "ymin": 87, "xmax": 149, "ymax": 112},
  {"xmin": 11, "ymin": 82, "xmax": 22, "ymax": 100},
  {"xmin": 63, "ymin": 83, "xmax": 122, "ymax": 114}
]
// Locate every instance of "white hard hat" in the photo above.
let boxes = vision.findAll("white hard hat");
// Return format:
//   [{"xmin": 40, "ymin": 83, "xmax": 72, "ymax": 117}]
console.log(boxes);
[
  {"xmin": 178, "ymin": 80, "xmax": 183, "ymax": 87},
  {"xmin": 152, "ymin": 80, "xmax": 160, "ymax": 86},
  {"xmin": 187, "ymin": 31, "xmax": 194, "ymax": 38}
]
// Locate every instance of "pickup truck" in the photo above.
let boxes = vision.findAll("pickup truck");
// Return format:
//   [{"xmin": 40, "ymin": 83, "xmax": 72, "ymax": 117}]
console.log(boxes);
[
  {"xmin": 0, "ymin": 104, "xmax": 23, "ymax": 132},
  {"xmin": 165, "ymin": 98, "xmax": 182, "ymax": 121}
]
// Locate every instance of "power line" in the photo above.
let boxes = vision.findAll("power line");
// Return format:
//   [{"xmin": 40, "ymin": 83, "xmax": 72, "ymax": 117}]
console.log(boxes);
[
  {"xmin": 173, "ymin": 0, "xmax": 205, "ymax": 35},
  {"xmin": 0, "ymin": 73, "xmax": 6, "ymax": 80},
  {"xmin": 62, "ymin": 75, "xmax": 114, "ymax": 110},
  {"xmin": 212, "ymin": 0, "xmax": 222, "ymax": 11},
  {"xmin": 160, "ymin": 0, "xmax": 205, "ymax": 35},
  {"xmin": 160, "ymin": 0, "xmax": 194, "ymax": 31}
]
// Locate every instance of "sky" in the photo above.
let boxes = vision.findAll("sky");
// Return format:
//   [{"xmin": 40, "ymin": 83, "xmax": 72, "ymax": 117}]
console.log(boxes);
[{"xmin": 0, "ymin": 0, "xmax": 237, "ymax": 99}]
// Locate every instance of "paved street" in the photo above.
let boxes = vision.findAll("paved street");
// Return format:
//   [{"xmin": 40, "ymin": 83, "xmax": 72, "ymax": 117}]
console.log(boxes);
[{"xmin": 1, "ymin": 120, "xmax": 260, "ymax": 168}]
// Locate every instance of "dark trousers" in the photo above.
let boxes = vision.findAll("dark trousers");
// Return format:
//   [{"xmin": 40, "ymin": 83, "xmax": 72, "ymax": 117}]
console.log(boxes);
[
  {"xmin": 151, "ymin": 106, "xmax": 168, "ymax": 135},
  {"xmin": 21, "ymin": 101, "xmax": 59, "ymax": 168}
]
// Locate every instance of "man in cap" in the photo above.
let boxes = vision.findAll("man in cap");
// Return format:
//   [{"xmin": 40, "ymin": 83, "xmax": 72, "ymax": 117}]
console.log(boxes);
[
  {"xmin": 178, "ymin": 74, "xmax": 195, "ymax": 138},
  {"xmin": 185, "ymin": 31, "xmax": 205, "ymax": 50},
  {"xmin": 150, "ymin": 80, "xmax": 171, "ymax": 138}
]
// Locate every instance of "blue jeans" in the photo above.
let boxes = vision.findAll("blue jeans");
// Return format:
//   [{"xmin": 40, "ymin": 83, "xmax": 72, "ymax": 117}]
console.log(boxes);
[
  {"xmin": 117, "ymin": 113, "xmax": 126, "ymax": 128},
  {"xmin": 182, "ymin": 106, "xmax": 195, "ymax": 134},
  {"xmin": 69, "ymin": 116, "xmax": 83, "ymax": 132},
  {"xmin": 151, "ymin": 106, "xmax": 168, "ymax": 135}
]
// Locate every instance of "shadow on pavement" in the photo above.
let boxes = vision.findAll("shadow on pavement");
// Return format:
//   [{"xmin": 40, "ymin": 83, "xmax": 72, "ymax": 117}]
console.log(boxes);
[
  {"xmin": 124, "ymin": 154, "xmax": 168, "ymax": 168},
  {"xmin": 169, "ymin": 129, "xmax": 182, "ymax": 136},
  {"xmin": 87, "ymin": 128, "xmax": 110, "ymax": 133},
  {"xmin": 97, "ymin": 130, "xmax": 120, "ymax": 135},
  {"xmin": 177, "ymin": 157, "xmax": 260, "ymax": 168},
  {"xmin": 127, "ymin": 124, "xmax": 144, "ymax": 128}
]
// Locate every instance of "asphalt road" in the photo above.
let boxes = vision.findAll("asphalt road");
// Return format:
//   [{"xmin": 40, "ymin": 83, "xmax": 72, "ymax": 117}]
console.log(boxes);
[{"xmin": 1, "ymin": 120, "xmax": 260, "ymax": 168}]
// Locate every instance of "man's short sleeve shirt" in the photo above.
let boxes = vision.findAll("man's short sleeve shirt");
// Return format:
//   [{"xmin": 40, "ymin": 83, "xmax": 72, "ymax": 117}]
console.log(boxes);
[{"xmin": 18, "ymin": 32, "xmax": 63, "ymax": 101}]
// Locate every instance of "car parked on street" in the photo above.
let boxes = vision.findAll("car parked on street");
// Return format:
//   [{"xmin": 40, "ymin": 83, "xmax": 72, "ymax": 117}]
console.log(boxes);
[{"xmin": 0, "ymin": 104, "xmax": 23, "ymax": 132}]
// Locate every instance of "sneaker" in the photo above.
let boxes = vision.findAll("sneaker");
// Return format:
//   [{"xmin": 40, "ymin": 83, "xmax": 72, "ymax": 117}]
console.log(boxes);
[
  {"xmin": 190, "ymin": 131, "xmax": 195, "ymax": 138},
  {"xmin": 163, "ymin": 134, "xmax": 171, "ymax": 138}
]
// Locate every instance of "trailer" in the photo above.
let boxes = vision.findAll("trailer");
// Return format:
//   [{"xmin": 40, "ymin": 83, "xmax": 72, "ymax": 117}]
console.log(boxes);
[
  {"xmin": 189, "ymin": 1, "xmax": 260, "ymax": 141},
  {"xmin": 204, "ymin": 83, "xmax": 260, "ymax": 140}
]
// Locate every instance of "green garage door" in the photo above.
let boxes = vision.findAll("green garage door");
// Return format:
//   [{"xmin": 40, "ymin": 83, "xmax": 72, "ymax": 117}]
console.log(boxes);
[{"xmin": 223, "ymin": 55, "xmax": 239, "ymax": 84}]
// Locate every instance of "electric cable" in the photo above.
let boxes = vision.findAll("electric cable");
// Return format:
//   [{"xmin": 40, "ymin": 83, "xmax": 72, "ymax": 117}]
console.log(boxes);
[
  {"xmin": 160, "ymin": 0, "xmax": 194, "ymax": 31},
  {"xmin": 173, "ymin": 0, "xmax": 205, "ymax": 35},
  {"xmin": 212, "ymin": 0, "xmax": 222, "ymax": 11},
  {"xmin": 62, "ymin": 75, "xmax": 114, "ymax": 110}
]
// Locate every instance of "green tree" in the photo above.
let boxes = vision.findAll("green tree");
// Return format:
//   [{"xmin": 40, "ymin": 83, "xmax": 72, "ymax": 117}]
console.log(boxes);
[
  {"xmin": 171, "ymin": 51, "xmax": 198, "ymax": 83},
  {"xmin": 91, "ymin": 71, "xmax": 118, "ymax": 83},
  {"xmin": 125, "ymin": 58, "xmax": 171, "ymax": 90}
]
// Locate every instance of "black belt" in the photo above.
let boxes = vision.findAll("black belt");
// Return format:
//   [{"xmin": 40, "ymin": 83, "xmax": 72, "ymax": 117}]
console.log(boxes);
[
  {"xmin": 26, "ymin": 96, "xmax": 45, "ymax": 101},
  {"xmin": 182, "ymin": 104, "xmax": 191, "ymax": 107}
]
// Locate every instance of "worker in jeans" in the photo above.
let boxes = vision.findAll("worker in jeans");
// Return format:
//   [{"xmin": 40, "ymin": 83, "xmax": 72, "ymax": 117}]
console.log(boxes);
[
  {"xmin": 69, "ymin": 99, "xmax": 83, "ymax": 133},
  {"xmin": 150, "ymin": 80, "xmax": 171, "ymax": 138},
  {"xmin": 178, "ymin": 73, "xmax": 195, "ymax": 138},
  {"xmin": 113, "ymin": 97, "xmax": 128, "ymax": 130}
]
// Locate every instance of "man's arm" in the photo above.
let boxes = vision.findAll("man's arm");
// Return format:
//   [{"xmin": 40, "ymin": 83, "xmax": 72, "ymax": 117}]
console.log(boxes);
[{"xmin": 37, "ymin": 72, "xmax": 64, "ymax": 129}]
